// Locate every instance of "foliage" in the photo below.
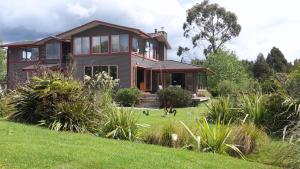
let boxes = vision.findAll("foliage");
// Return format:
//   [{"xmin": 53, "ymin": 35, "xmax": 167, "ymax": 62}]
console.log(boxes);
[
  {"xmin": 143, "ymin": 122, "xmax": 191, "ymax": 148},
  {"xmin": 239, "ymin": 94, "xmax": 268, "ymax": 126},
  {"xmin": 252, "ymin": 53, "xmax": 273, "ymax": 81},
  {"xmin": 216, "ymin": 80, "xmax": 238, "ymax": 96},
  {"xmin": 206, "ymin": 96, "xmax": 243, "ymax": 123},
  {"xmin": 8, "ymin": 71, "xmax": 118, "ymax": 133},
  {"xmin": 271, "ymin": 143, "xmax": 300, "ymax": 169},
  {"xmin": 115, "ymin": 87, "xmax": 141, "ymax": 107},
  {"xmin": 0, "ymin": 94, "xmax": 14, "ymax": 118},
  {"xmin": 101, "ymin": 108, "xmax": 140, "ymax": 141},
  {"xmin": 286, "ymin": 66, "xmax": 300, "ymax": 99},
  {"xmin": 181, "ymin": 0, "xmax": 241, "ymax": 56},
  {"xmin": 180, "ymin": 118, "xmax": 243, "ymax": 157},
  {"xmin": 203, "ymin": 50, "xmax": 251, "ymax": 92},
  {"xmin": 266, "ymin": 47, "xmax": 289, "ymax": 73},
  {"xmin": 260, "ymin": 79, "xmax": 279, "ymax": 94},
  {"xmin": 229, "ymin": 123, "xmax": 269, "ymax": 155},
  {"xmin": 157, "ymin": 86, "xmax": 192, "ymax": 108}
]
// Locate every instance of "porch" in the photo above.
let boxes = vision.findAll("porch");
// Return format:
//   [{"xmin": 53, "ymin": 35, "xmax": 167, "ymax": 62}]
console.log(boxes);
[{"xmin": 133, "ymin": 60, "xmax": 211, "ymax": 94}]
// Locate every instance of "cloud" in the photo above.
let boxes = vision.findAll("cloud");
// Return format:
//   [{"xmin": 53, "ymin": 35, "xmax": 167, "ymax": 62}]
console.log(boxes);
[{"xmin": 0, "ymin": 0, "xmax": 299, "ymax": 62}]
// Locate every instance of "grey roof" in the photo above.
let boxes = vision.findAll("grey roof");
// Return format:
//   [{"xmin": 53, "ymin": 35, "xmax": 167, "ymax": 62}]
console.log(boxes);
[{"xmin": 150, "ymin": 60, "xmax": 211, "ymax": 73}]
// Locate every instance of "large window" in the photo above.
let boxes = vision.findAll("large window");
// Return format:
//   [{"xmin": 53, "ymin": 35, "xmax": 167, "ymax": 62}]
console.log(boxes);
[
  {"xmin": 21, "ymin": 48, "xmax": 39, "ymax": 61},
  {"xmin": 74, "ymin": 37, "xmax": 90, "ymax": 55},
  {"xmin": 132, "ymin": 37, "xmax": 139, "ymax": 52},
  {"xmin": 84, "ymin": 65, "xmax": 118, "ymax": 79},
  {"xmin": 112, "ymin": 34, "xmax": 128, "ymax": 53},
  {"xmin": 92, "ymin": 36, "xmax": 109, "ymax": 54},
  {"xmin": 46, "ymin": 43, "xmax": 61, "ymax": 59}
]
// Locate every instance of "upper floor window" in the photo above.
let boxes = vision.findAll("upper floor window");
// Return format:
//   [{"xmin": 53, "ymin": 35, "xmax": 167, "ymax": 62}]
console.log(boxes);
[
  {"xmin": 112, "ymin": 34, "xmax": 129, "ymax": 53},
  {"xmin": 92, "ymin": 36, "xmax": 109, "ymax": 54},
  {"xmin": 132, "ymin": 37, "xmax": 139, "ymax": 52},
  {"xmin": 74, "ymin": 37, "xmax": 90, "ymax": 55},
  {"xmin": 46, "ymin": 43, "xmax": 61, "ymax": 59},
  {"xmin": 21, "ymin": 48, "xmax": 39, "ymax": 61}
]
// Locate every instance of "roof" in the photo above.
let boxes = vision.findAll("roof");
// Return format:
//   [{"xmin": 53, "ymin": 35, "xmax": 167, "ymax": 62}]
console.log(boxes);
[
  {"xmin": 56, "ymin": 20, "xmax": 152, "ymax": 39},
  {"xmin": 148, "ymin": 31, "xmax": 171, "ymax": 49},
  {"xmin": 0, "ymin": 40, "xmax": 37, "ymax": 47},
  {"xmin": 150, "ymin": 60, "xmax": 213, "ymax": 73},
  {"xmin": 22, "ymin": 63, "xmax": 60, "ymax": 71}
]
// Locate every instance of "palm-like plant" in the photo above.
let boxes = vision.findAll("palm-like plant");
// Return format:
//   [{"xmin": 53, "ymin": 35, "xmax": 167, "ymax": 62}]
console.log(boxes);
[
  {"xmin": 180, "ymin": 117, "xmax": 243, "ymax": 157},
  {"xmin": 102, "ymin": 108, "xmax": 140, "ymax": 141}
]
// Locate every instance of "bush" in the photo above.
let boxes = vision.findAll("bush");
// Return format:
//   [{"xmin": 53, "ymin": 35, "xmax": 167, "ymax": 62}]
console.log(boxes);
[
  {"xmin": 0, "ymin": 94, "xmax": 14, "ymax": 118},
  {"xmin": 115, "ymin": 88, "xmax": 141, "ymax": 107},
  {"xmin": 101, "ymin": 108, "xmax": 140, "ymax": 141},
  {"xmin": 206, "ymin": 97, "xmax": 243, "ymax": 124},
  {"xmin": 181, "ymin": 118, "xmax": 243, "ymax": 157},
  {"xmin": 143, "ymin": 122, "xmax": 191, "ymax": 148},
  {"xmin": 229, "ymin": 123, "xmax": 269, "ymax": 155},
  {"xmin": 216, "ymin": 80, "xmax": 238, "ymax": 96},
  {"xmin": 8, "ymin": 71, "xmax": 118, "ymax": 133},
  {"xmin": 239, "ymin": 94, "xmax": 268, "ymax": 126},
  {"xmin": 157, "ymin": 87, "xmax": 192, "ymax": 108}
]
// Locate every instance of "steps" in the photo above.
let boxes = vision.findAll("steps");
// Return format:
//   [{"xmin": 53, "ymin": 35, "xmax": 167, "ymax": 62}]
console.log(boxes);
[{"xmin": 137, "ymin": 93, "xmax": 160, "ymax": 108}]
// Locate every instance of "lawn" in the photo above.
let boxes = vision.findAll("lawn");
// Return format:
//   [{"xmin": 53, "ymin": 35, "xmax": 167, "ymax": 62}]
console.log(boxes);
[{"xmin": 0, "ymin": 120, "xmax": 278, "ymax": 169}]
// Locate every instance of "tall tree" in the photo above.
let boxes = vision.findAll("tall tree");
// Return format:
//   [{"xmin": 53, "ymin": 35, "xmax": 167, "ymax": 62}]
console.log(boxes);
[
  {"xmin": 266, "ymin": 47, "xmax": 288, "ymax": 72},
  {"xmin": 252, "ymin": 53, "xmax": 272, "ymax": 81},
  {"xmin": 179, "ymin": 0, "xmax": 241, "ymax": 57}
]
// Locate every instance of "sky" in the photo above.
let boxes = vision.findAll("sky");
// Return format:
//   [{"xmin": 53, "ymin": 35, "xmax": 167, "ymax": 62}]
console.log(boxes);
[{"xmin": 0, "ymin": 0, "xmax": 299, "ymax": 62}]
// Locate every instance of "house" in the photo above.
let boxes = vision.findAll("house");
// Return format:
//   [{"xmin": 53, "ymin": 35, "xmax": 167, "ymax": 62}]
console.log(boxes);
[{"xmin": 0, "ymin": 20, "xmax": 210, "ymax": 93}]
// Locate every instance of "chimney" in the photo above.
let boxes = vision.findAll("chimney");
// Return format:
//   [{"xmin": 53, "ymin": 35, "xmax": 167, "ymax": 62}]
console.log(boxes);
[
  {"xmin": 161, "ymin": 27, "xmax": 164, "ymax": 31},
  {"xmin": 154, "ymin": 28, "xmax": 157, "ymax": 33}
]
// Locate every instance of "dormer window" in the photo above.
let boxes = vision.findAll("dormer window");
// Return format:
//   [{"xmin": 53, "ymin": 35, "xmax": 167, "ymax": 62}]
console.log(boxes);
[
  {"xmin": 46, "ymin": 43, "xmax": 61, "ymax": 59},
  {"xmin": 132, "ymin": 37, "xmax": 139, "ymax": 53},
  {"xmin": 21, "ymin": 48, "xmax": 39, "ymax": 61}
]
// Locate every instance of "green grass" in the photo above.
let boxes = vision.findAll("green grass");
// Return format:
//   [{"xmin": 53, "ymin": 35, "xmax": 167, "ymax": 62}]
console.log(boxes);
[{"xmin": 0, "ymin": 120, "xmax": 278, "ymax": 169}]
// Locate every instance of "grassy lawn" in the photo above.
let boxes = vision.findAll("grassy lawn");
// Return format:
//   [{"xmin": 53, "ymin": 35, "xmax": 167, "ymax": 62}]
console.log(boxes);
[
  {"xmin": 133, "ymin": 103, "xmax": 208, "ymax": 127},
  {"xmin": 0, "ymin": 120, "xmax": 278, "ymax": 169}
]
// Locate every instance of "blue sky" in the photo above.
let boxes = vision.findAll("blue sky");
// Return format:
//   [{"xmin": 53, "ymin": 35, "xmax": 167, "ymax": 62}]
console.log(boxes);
[{"xmin": 0, "ymin": 0, "xmax": 299, "ymax": 62}]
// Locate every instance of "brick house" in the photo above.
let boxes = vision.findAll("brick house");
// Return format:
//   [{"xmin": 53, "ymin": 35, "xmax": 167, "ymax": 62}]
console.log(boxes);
[{"xmin": 1, "ymin": 20, "xmax": 210, "ymax": 93}]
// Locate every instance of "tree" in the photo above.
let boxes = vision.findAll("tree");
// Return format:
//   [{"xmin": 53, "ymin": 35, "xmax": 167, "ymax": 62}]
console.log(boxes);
[
  {"xmin": 252, "ymin": 53, "xmax": 272, "ymax": 81},
  {"xmin": 202, "ymin": 50, "xmax": 250, "ymax": 91},
  {"xmin": 180, "ymin": 0, "xmax": 241, "ymax": 57},
  {"xmin": 241, "ymin": 60, "xmax": 254, "ymax": 77},
  {"xmin": 266, "ymin": 47, "xmax": 288, "ymax": 72}
]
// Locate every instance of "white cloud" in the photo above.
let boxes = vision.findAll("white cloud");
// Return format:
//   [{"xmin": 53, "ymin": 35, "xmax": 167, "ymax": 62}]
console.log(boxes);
[{"xmin": 0, "ymin": 0, "xmax": 299, "ymax": 61}]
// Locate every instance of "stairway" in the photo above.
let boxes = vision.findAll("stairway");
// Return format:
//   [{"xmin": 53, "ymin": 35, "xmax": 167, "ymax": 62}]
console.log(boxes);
[{"xmin": 137, "ymin": 93, "xmax": 160, "ymax": 108}]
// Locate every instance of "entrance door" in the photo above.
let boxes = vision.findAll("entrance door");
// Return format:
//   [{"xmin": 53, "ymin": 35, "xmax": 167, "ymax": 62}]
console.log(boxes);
[{"xmin": 144, "ymin": 68, "xmax": 152, "ymax": 91}]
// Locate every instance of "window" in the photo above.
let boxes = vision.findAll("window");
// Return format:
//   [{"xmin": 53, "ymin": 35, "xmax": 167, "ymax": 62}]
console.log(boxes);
[
  {"xmin": 112, "ymin": 34, "xmax": 128, "ymax": 53},
  {"xmin": 84, "ymin": 65, "xmax": 118, "ymax": 79},
  {"xmin": 73, "ymin": 37, "xmax": 90, "ymax": 55},
  {"xmin": 92, "ymin": 36, "xmax": 109, "ymax": 53},
  {"xmin": 132, "ymin": 37, "xmax": 139, "ymax": 52},
  {"xmin": 84, "ymin": 66, "xmax": 92, "ymax": 77},
  {"xmin": 46, "ymin": 43, "xmax": 61, "ymax": 59},
  {"xmin": 21, "ymin": 48, "xmax": 39, "ymax": 61},
  {"xmin": 149, "ymin": 42, "xmax": 153, "ymax": 59}
]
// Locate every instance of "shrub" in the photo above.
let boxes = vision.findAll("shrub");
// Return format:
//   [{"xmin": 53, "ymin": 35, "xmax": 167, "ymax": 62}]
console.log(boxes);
[
  {"xmin": 260, "ymin": 79, "xmax": 279, "ymax": 94},
  {"xmin": 143, "ymin": 122, "xmax": 191, "ymax": 148},
  {"xmin": 115, "ymin": 88, "xmax": 141, "ymax": 107},
  {"xmin": 8, "ymin": 71, "xmax": 117, "ymax": 133},
  {"xmin": 239, "ymin": 94, "xmax": 268, "ymax": 126},
  {"xmin": 229, "ymin": 123, "xmax": 269, "ymax": 155},
  {"xmin": 101, "ymin": 108, "xmax": 140, "ymax": 141},
  {"xmin": 270, "ymin": 143, "xmax": 300, "ymax": 169},
  {"xmin": 157, "ymin": 86, "xmax": 192, "ymax": 108},
  {"xmin": 216, "ymin": 80, "xmax": 238, "ymax": 96},
  {"xmin": 181, "ymin": 118, "xmax": 243, "ymax": 157},
  {"xmin": 206, "ymin": 97, "xmax": 243, "ymax": 124}
]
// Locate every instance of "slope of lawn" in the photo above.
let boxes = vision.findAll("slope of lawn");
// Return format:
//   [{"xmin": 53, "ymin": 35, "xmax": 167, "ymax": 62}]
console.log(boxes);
[{"xmin": 0, "ymin": 120, "xmax": 278, "ymax": 169}]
